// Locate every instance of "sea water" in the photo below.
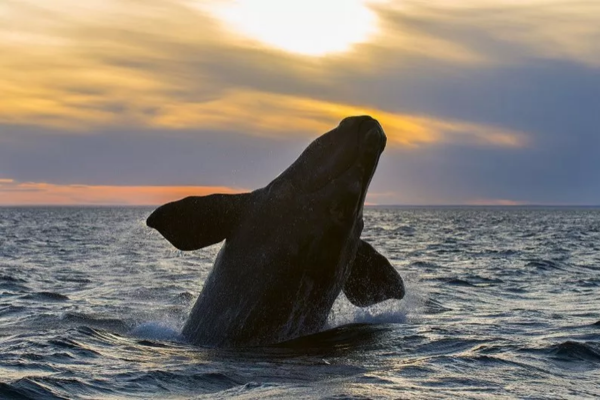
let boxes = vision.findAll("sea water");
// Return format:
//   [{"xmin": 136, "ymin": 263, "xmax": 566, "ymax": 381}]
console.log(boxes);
[{"xmin": 1, "ymin": 206, "xmax": 599, "ymax": 399}]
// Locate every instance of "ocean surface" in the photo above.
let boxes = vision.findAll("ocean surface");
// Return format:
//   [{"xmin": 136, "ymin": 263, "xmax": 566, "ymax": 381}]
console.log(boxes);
[{"xmin": 1, "ymin": 206, "xmax": 599, "ymax": 399}]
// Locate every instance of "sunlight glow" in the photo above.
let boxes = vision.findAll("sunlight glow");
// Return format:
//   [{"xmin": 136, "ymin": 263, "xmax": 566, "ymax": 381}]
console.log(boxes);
[
  {"xmin": 0, "ymin": 180, "xmax": 245, "ymax": 206},
  {"xmin": 204, "ymin": 0, "xmax": 379, "ymax": 56}
]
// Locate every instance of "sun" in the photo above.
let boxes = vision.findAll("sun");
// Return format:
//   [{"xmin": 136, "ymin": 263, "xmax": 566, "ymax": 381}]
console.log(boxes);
[{"xmin": 202, "ymin": 0, "xmax": 379, "ymax": 57}]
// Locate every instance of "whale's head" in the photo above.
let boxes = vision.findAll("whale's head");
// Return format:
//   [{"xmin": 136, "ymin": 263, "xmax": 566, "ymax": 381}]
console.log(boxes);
[{"xmin": 272, "ymin": 115, "xmax": 386, "ymax": 224}]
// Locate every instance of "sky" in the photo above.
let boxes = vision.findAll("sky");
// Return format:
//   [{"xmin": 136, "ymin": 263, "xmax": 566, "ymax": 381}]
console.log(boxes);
[{"xmin": 1, "ymin": 0, "xmax": 599, "ymax": 205}]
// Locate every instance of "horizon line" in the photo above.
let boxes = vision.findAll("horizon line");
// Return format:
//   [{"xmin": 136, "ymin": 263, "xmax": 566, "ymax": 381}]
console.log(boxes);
[{"xmin": 0, "ymin": 203, "xmax": 598, "ymax": 208}]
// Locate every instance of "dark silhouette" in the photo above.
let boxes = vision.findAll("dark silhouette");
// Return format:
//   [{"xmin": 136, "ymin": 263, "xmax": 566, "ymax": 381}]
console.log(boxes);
[{"xmin": 147, "ymin": 115, "xmax": 405, "ymax": 347}]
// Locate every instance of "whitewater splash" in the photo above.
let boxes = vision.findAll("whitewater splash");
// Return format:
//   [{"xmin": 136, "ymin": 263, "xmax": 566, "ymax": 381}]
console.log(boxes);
[
  {"xmin": 327, "ymin": 271, "xmax": 425, "ymax": 328},
  {"xmin": 129, "ymin": 322, "xmax": 183, "ymax": 342},
  {"xmin": 126, "ymin": 272, "xmax": 425, "ymax": 344}
]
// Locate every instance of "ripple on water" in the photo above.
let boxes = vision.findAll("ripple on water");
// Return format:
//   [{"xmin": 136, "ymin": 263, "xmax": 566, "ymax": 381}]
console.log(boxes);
[
  {"xmin": 548, "ymin": 341, "xmax": 600, "ymax": 362},
  {"xmin": 0, "ymin": 207, "xmax": 599, "ymax": 399},
  {"xmin": 21, "ymin": 292, "xmax": 70, "ymax": 302},
  {"xmin": 60, "ymin": 312, "xmax": 131, "ymax": 333},
  {"xmin": 524, "ymin": 259, "xmax": 567, "ymax": 271},
  {"xmin": 518, "ymin": 340, "xmax": 600, "ymax": 366},
  {"xmin": 0, "ymin": 378, "xmax": 69, "ymax": 400}
]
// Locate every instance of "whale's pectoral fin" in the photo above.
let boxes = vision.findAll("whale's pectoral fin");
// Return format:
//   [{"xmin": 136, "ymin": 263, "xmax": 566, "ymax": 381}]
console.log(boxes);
[
  {"xmin": 146, "ymin": 193, "xmax": 252, "ymax": 251},
  {"xmin": 343, "ymin": 240, "xmax": 405, "ymax": 307}
]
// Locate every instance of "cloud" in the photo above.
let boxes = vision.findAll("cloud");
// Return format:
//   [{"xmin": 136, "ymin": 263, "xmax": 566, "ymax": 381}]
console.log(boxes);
[
  {"xmin": 372, "ymin": 0, "xmax": 600, "ymax": 67},
  {"xmin": 144, "ymin": 90, "xmax": 528, "ymax": 148},
  {"xmin": 0, "ymin": 179, "xmax": 245, "ymax": 206},
  {"xmin": 1, "ymin": 0, "xmax": 598, "ymax": 205},
  {"xmin": 0, "ymin": 0, "xmax": 583, "ymax": 142},
  {"xmin": 0, "ymin": 124, "xmax": 312, "ymax": 189},
  {"xmin": 365, "ymin": 190, "xmax": 529, "ymax": 206},
  {"xmin": 465, "ymin": 198, "xmax": 528, "ymax": 206}
]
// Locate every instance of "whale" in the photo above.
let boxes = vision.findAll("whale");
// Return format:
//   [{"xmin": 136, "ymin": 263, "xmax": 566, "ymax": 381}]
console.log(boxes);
[{"xmin": 147, "ymin": 115, "xmax": 405, "ymax": 347}]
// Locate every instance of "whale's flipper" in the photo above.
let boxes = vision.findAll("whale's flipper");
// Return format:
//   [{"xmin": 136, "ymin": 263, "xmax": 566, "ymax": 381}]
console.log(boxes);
[
  {"xmin": 343, "ymin": 240, "xmax": 405, "ymax": 307},
  {"xmin": 146, "ymin": 193, "xmax": 252, "ymax": 251}
]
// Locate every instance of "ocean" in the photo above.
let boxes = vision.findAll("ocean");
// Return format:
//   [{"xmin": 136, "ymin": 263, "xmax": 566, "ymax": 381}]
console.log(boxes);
[{"xmin": 1, "ymin": 206, "xmax": 599, "ymax": 399}]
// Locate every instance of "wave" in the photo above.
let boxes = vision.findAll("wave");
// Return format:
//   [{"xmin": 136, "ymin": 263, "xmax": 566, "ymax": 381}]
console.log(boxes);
[
  {"xmin": 0, "ymin": 274, "xmax": 29, "ymax": 292},
  {"xmin": 0, "ymin": 379, "xmax": 67, "ymax": 400},
  {"xmin": 443, "ymin": 278, "xmax": 476, "ymax": 287},
  {"xmin": 429, "ymin": 275, "xmax": 502, "ymax": 288},
  {"xmin": 0, "ymin": 375, "xmax": 128, "ymax": 400},
  {"xmin": 21, "ymin": 292, "xmax": 69, "ymax": 302},
  {"xmin": 525, "ymin": 259, "xmax": 567, "ymax": 271},
  {"xmin": 522, "ymin": 341, "xmax": 600, "ymax": 363},
  {"xmin": 60, "ymin": 312, "xmax": 130, "ymax": 333},
  {"xmin": 408, "ymin": 261, "xmax": 442, "ymax": 271},
  {"xmin": 414, "ymin": 337, "xmax": 488, "ymax": 357},
  {"xmin": 391, "ymin": 225, "xmax": 416, "ymax": 235},
  {"xmin": 0, "ymin": 305, "xmax": 27, "ymax": 317},
  {"xmin": 0, "ymin": 274, "xmax": 26, "ymax": 283},
  {"xmin": 549, "ymin": 341, "xmax": 600, "ymax": 362},
  {"xmin": 46, "ymin": 336, "xmax": 101, "ymax": 359},
  {"xmin": 424, "ymin": 298, "xmax": 452, "ymax": 314},
  {"xmin": 116, "ymin": 370, "xmax": 244, "ymax": 395},
  {"xmin": 275, "ymin": 323, "xmax": 393, "ymax": 353}
]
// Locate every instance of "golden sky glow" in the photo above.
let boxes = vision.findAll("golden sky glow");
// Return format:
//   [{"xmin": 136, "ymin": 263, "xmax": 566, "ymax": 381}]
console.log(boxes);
[
  {"xmin": 1, "ymin": 0, "xmax": 598, "ymax": 205},
  {"xmin": 1, "ymin": 0, "xmax": 596, "ymax": 138},
  {"xmin": 149, "ymin": 90, "xmax": 528, "ymax": 147},
  {"xmin": 0, "ymin": 179, "xmax": 530, "ymax": 206},
  {"xmin": 0, "ymin": 180, "xmax": 245, "ymax": 206}
]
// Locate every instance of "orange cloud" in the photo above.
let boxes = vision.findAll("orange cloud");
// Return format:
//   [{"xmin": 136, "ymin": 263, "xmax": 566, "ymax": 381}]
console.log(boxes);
[
  {"xmin": 365, "ymin": 191, "xmax": 531, "ymax": 206},
  {"xmin": 0, "ymin": 180, "xmax": 246, "ymax": 206},
  {"xmin": 466, "ymin": 198, "xmax": 528, "ymax": 206},
  {"xmin": 150, "ymin": 90, "xmax": 528, "ymax": 148},
  {"xmin": 0, "ymin": 181, "xmax": 536, "ymax": 207},
  {"xmin": 0, "ymin": 0, "xmax": 532, "ymax": 149}
]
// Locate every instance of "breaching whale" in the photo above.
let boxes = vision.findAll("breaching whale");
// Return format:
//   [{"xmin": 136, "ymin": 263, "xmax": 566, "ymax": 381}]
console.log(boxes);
[{"xmin": 147, "ymin": 115, "xmax": 405, "ymax": 347}]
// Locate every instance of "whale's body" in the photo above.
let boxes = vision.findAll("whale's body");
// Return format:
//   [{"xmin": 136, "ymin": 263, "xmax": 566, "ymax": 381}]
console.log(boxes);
[{"xmin": 147, "ymin": 116, "xmax": 405, "ymax": 347}]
